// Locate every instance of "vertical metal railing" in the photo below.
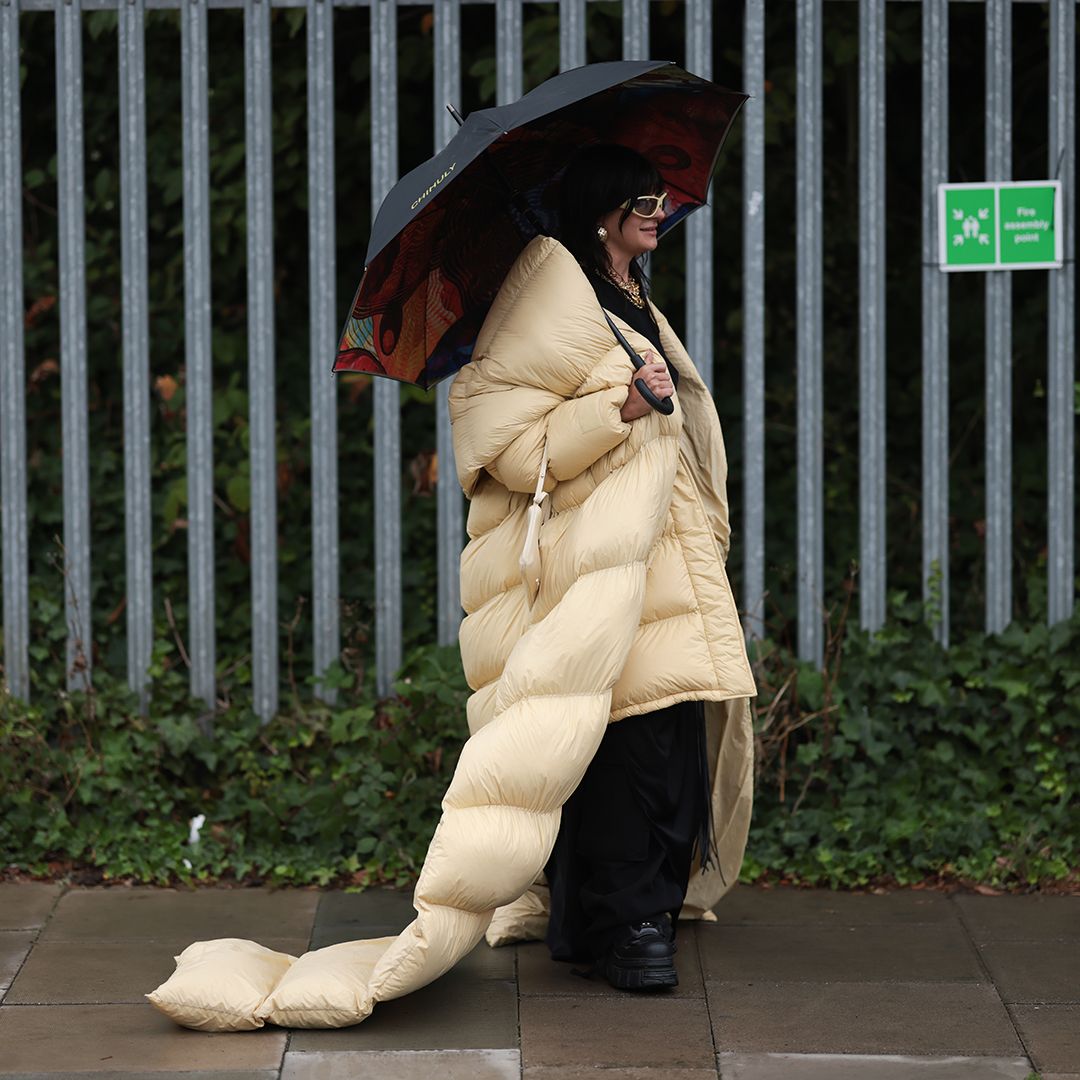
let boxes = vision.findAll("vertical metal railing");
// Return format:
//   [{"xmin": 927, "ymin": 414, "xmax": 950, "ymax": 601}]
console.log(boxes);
[
  {"xmin": 3, "ymin": 0, "xmax": 1079, "ymax": 710},
  {"xmin": 245, "ymin": 0, "xmax": 278, "ymax": 720},
  {"xmin": 435, "ymin": 0, "xmax": 463, "ymax": 647},
  {"xmin": 858, "ymin": 0, "xmax": 886, "ymax": 633},
  {"xmin": 921, "ymin": 0, "xmax": 950, "ymax": 646},
  {"xmin": 181, "ymin": 0, "xmax": 217, "ymax": 708},
  {"xmin": 796, "ymin": 0, "xmax": 824, "ymax": 666},
  {"xmin": 559, "ymin": 0, "xmax": 585, "ymax": 72},
  {"xmin": 741, "ymin": 0, "xmax": 766, "ymax": 640},
  {"xmin": 119, "ymin": 0, "xmax": 153, "ymax": 712},
  {"xmin": 496, "ymin": 0, "xmax": 522, "ymax": 106},
  {"xmin": 622, "ymin": 0, "xmax": 646, "ymax": 59},
  {"xmin": 0, "ymin": 0, "xmax": 28, "ymax": 701},
  {"xmin": 984, "ymin": 0, "xmax": 1012, "ymax": 634},
  {"xmin": 307, "ymin": 0, "xmax": 340, "ymax": 701},
  {"xmin": 372, "ymin": 0, "xmax": 402, "ymax": 695},
  {"xmin": 56, "ymin": 0, "xmax": 92, "ymax": 690},
  {"xmin": 1047, "ymin": 0, "xmax": 1075, "ymax": 628},
  {"xmin": 684, "ymin": 0, "xmax": 714, "ymax": 395}
]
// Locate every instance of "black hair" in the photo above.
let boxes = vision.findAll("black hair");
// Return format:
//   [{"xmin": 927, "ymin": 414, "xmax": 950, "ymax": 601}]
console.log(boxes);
[{"xmin": 557, "ymin": 143, "xmax": 663, "ymax": 291}]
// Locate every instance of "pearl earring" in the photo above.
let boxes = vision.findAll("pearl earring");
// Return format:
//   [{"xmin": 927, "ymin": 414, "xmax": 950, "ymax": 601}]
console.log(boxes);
[{"xmin": 596, "ymin": 226, "xmax": 608, "ymax": 241}]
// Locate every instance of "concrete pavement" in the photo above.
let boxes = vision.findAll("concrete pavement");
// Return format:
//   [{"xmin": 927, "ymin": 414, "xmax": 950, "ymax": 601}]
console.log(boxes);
[{"xmin": 0, "ymin": 882, "xmax": 1076, "ymax": 1078}]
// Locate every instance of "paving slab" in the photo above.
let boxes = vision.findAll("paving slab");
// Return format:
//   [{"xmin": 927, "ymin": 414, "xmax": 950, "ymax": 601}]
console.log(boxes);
[
  {"xmin": 288, "ymin": 976, "xmax": 517, "ymax": 1051},
  {"xmin": 716, "ymin": 1053, "xmax": 1033, "ymax": 1079},
  {"xmin": 0, "ymin": 932, "xmax": 35, "ymax": 1000},
  {"xmin": 5, "ymin": 937, "xmax": 309, "ymax": 1005},
  {"xmin": 712, "ymin": 886, "xmax": 955, "ymax": 926},
  {"xmin": 977, "ymin": 940, "xmax": 1080, "ymax": 1004},
  {"xmin": 954, "ymin": 895, "xmax": 1080, "ymax": 942},
  {"xmin": 698, "ymin": 923, "xmax": 982, "ymax": 983},
  {"xmin": 40, "ymin": 888, "xmax": 318, "ymax": 944},
  {"xmin": 0, "ymin": 1073, "xmax": 277, "ymax": 1080},
  {"xmin": 307, "ymin": 927, "xmax": 514, "ymax": 981},
  {"xmin": 313, "ymin": 889, "xmax": 414, "ymax": 932},
  {"xmin": 1009, "ymin": 1004, "xmax": 1080, "ymax": 1074},
  {"xmin": 705, "ymin": 980, "xmax": 1023, "ymax": 1055},
  {"xmin": 516, "ymin": 932, "xmax": 705, "ymax": 998},
  {"xmin": 0, "ymin": 884, "xmax": 63, "ymax": 930},
  {"xmin": 281, "ymin": 1049, "xmax": 520, "ymax": 1079},
  {"xmin": 0, "ymin": 1005, "xmax": 286, "ymax": 1073},
  {"xmin": 523, "ymin": 1069, "xmax": 719, "ymax": 1079},
  {"xmin": 519, "ymin": 995, "xmax": 715, "ymax": 1069}
]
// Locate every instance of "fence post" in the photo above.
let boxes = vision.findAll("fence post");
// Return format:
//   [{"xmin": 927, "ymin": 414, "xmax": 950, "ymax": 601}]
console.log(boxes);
[
  {"xmin": 182, "ymin": 0, "xmax": 217, "ymax": 711},
  {"xmin": 559, "ymin": 0, "xmax": 585, "ymax": 73},
  {"xmin": 119, "ymin": 0, "xmax": 153, "ymax": 712},
  {"xmin": 984, "ymin": 0, "xmax": 1013, "ymax": 635},
  {"xmin": 245, "ymin": 0, "xmax": 278, "ymax": 720},
  {"xmin": 496, "ymin": 0, "xmax": 521, "ymax": 105},
  {"xmin": 434, "ymin": 0, "xmax": 463, "ymax": 648},
  {"xmin": 741, "ymin": 0, "xmax": 765, "ymax": 641},
  {"xmin": 796, "ymin": 0, "xmax": 824, "ymax": 666},
  {"xmin": 1047, "ymin": 0, "xmax": 1075, "ymax": 627},
  {"xmin": 921, "ymin": 0, "xmax": 949, "ymax": 647},
  {"xmin": 858, "ymin": 0, "xmax": 886, "ymax": 633},
  {"xmin": 685, "ymin": 0, "xmax": 715, "ymax": 396},
  {"xmin": 308, "ymin": 0, "xmax": 340, "ymax": 700},
  {"xmin": 0, "ymin": 0, "xmax": 28, "ymax": 701},
  {"xmin": 56, "ymin": 0, "xmax": 92, "ymax": 691},
  {"xmin": 372, "ymin": 0, "xmax": 402, "ymax": 695}
]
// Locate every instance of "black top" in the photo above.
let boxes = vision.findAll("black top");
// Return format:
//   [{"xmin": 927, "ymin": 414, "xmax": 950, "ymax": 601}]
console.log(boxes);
[{"xmin": 590, "ymin": 274, "xmax": 680, "ymax": 390}]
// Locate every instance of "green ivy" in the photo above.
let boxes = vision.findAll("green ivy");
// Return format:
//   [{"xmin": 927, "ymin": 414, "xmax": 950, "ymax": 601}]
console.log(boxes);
[
  {"xmin": 3, "ymin": 597, "xmax": 1077, "ymax": 890},
  {"xmin": 745, "ymin": 591, "xmax": 1080, "ymax": 890},
  {"xmin": 1, "ymin": 640, "xmax": 469, "ymax": 887}
]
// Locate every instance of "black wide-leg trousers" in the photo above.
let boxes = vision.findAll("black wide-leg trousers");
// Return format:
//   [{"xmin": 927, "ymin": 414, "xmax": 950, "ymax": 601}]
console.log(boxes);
[{"xmin": 544, "ymin": 699, "xmax": 711, "ymax": 963}]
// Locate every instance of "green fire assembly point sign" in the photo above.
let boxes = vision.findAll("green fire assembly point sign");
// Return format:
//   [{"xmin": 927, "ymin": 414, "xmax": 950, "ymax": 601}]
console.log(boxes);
[{"xmin": 938, "ymin": 180, "xmax": 1063, "ymax": 272}]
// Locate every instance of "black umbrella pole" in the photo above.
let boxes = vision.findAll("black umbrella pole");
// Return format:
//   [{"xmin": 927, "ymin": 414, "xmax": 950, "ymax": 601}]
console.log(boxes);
[{"xmin": 446, "ymin": 103, "xmax": 546, "ymax": 240}]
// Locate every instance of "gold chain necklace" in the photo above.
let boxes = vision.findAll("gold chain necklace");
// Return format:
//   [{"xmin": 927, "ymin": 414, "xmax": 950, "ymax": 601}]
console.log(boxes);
[{"xmin": 606, "ymin": 272, "xmax": 645, "ymax": 309}]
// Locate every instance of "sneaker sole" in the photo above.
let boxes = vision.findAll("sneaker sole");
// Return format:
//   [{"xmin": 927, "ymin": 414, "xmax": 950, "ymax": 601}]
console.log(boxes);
[{"xmin": 603, "ymin": 955, "xmax": 679, "ymax": 991}]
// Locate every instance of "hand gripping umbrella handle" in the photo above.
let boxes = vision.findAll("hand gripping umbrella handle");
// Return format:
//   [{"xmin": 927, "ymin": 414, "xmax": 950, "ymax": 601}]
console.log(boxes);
[{"xmin": 601, "ymin": 309, "xmax": 675, "ymax": 416}]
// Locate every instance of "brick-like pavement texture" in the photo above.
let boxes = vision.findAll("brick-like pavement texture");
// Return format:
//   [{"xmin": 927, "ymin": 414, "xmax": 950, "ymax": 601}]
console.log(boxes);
[{"xmin": 0, "ymin": 882, "xmax": 1076, "ymax": 1079}]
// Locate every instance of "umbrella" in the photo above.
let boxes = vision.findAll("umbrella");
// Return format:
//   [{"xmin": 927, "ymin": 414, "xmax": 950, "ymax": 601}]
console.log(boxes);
[{"xmin": 333, "ymin": 59, "xmax": 747, "ymax": 388}]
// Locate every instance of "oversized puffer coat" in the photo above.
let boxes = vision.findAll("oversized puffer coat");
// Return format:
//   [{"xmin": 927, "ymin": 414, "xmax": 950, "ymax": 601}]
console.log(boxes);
[
  {"xmin": 148, "ymin": 235, "xmax": 755, "ymax": 1032},
  {"xmin": 448, "ymin": 235, "xmax": 757, "ymax": 943}
]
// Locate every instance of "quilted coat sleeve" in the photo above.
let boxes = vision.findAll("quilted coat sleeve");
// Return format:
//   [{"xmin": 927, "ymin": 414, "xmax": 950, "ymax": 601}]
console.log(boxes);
[{"xmin": 486, "ymin": 384, "xmax": 632, "ymax": 493}]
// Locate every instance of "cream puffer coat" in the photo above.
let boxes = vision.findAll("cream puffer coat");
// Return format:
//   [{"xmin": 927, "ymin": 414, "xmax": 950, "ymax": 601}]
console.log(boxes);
[
  {"xmin": 148, "ymin": 235, "xmax": 755, "ymax": 1032},
  {"xmin": 449, "ymin": 235, "xmax": 757, "ymax": 943}
]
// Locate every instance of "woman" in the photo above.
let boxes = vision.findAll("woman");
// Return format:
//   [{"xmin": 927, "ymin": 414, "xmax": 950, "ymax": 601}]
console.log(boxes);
[
  {"xmin": 146, "ymin": 145, "xmax": 755, "ymax": 1033},
  {"xmin": 449, "ymin": 144, "xmax": 756, "ymax": 992}
]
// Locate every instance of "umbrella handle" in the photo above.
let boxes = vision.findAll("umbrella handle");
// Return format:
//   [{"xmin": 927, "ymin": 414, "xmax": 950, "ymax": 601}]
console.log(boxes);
[
  {"xmin": 601, "ymin": 308, "xmax": 675, "ymax": 416},
  {"xmin": 630, "ymin": 355, "xmax": 676, "ymax": 417}
]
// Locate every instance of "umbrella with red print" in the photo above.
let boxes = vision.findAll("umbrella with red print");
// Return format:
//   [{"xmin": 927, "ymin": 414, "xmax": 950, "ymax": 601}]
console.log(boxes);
[{"xmin": 333, "ymin": 59, "xmax": 747, "ymax": 395}]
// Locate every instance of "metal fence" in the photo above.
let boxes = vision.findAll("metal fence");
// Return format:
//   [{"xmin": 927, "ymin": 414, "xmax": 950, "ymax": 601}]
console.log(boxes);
[{"xmin": 0, "ymin": 0, "xmax": 1076, "ymax": 716}]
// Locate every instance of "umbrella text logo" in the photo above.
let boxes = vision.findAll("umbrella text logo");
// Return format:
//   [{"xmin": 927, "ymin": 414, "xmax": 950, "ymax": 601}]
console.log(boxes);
[{"xmin": 412, "ymin": 162, "xmax": 457, "ymax": 210}]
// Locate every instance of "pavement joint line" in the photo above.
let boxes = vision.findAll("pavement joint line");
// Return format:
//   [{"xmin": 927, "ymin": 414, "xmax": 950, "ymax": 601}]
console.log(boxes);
[
  {"xmin": 1, "ymin": 885, "xmax": 66, "ymax": 1004},
  {"xmin": 947, "ymin": 892, "xmax": 1036, "ymax": 1069},
  {"xmin": 696, "ymin": 921, "xmax": 722, "ymax": 1079},
  {"xmin": 513, "ymin": 945, "xmax": 523, "ymax": 1080}
]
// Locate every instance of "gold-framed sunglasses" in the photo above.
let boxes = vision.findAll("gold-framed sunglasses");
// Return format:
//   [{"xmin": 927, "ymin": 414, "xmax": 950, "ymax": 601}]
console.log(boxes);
[{"xmin": 619, "ymin": 191, "xmax": 669, "ymax": 219}]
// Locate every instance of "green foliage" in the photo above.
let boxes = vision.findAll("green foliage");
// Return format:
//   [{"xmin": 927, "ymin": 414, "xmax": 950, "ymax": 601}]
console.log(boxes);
[
  {"xmin": 744, "ymin": 590, "xmax": 1080, "ymax": 890},
  {"xmin": 1, "ymin": 640, "xmax": 469, "ymax": 887},
  {"xmin": 4, "ymin": 605, "xmax": 1077, "ymax": 889}
]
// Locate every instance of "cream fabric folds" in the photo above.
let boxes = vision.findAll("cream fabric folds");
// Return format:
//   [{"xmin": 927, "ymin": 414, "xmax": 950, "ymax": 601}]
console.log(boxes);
[
  {"xmin": 150, "ymin": 235, "xmax": 714, "ymax": 1031},
  {"xmin": 448, "ymin": 236, "xmax": 757, "ymax": 949},
  {"xmin": 146, "ymin": 939, "xmax": 297, "ymax": 1031}
]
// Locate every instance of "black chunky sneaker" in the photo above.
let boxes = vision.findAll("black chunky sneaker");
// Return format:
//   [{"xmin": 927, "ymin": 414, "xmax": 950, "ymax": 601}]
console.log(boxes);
[{"xmin": 598, "ymin": 918, "xmax": 678, "ymax": 991}]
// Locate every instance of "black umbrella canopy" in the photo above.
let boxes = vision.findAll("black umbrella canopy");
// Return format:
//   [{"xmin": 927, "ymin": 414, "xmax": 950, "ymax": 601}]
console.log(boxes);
[{"xmin": 335, "ymin": 60, "xmax": 747, "ymax": 387}]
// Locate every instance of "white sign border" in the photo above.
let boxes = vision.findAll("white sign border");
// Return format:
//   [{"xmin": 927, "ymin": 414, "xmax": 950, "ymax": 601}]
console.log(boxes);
[{"xmin": 937, "ymin": 179, "xmax": 1063, "ymax": 273}]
